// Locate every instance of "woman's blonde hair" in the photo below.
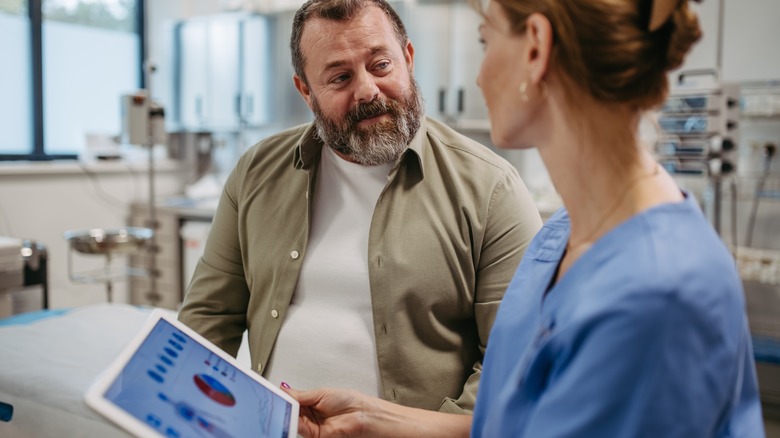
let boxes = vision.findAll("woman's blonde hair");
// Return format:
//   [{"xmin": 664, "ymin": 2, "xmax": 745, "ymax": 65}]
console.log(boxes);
[{"xmin": 483, "ymin": 0, "xmax": 702, "ymax": 110}]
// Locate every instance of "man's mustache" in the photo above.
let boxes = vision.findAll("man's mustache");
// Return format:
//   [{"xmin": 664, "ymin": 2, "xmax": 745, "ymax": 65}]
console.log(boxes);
[{"xmin": 346, "ymin": 98, "xmax": 397, "ymax": 125}]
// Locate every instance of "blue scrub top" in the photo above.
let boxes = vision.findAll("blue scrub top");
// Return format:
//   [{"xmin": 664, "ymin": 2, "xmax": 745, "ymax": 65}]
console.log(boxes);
[{"xmin": 472, "ymin": 192, "xmax": 764, "ymax": 437}]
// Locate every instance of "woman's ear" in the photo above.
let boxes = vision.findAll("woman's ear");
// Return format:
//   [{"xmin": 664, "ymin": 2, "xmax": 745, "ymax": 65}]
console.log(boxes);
[{"xmin": 523, "ymin": 12, "xmax": 553, "ymax": 84}]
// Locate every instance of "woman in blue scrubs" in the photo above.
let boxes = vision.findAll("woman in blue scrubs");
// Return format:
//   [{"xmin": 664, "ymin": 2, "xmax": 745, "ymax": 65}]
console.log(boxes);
[{"xmin": 284, "ymin": 0, "xmax": 765, "ymax": 436}]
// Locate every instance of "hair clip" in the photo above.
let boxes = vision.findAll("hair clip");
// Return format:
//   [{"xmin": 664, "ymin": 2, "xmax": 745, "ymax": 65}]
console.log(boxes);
[{"xmin": 648, "ymin": 0, "xmax": 703, "ymax": 31}]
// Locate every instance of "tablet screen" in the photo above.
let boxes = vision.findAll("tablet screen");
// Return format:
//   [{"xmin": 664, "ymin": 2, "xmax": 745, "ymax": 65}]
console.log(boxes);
[{"xmin": 96, "ymin": 316, "xmax": 295, "ymax": 438}]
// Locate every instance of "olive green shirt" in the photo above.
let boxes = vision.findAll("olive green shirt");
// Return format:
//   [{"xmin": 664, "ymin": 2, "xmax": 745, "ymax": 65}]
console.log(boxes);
[{"xmin": 178, "ymin": 117, "xmax": 542, "ymax": 414}]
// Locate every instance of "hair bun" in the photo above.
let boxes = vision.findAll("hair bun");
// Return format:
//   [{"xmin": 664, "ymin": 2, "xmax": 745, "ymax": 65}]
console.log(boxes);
[{"xmin": 664, "ymin": 3, "xmax": 702, "ymax": 72}]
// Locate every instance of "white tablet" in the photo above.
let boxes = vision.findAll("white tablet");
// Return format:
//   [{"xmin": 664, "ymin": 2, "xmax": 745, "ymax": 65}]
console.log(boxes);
[{"xmin": 85, "ymin": 309, "xmax": 299, "ymax": 438}]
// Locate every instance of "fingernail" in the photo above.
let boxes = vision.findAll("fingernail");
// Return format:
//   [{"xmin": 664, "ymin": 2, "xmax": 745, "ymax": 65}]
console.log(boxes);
[{"xmin": 280, "ymin": 382, "xmax": 291, "ymax": 389}]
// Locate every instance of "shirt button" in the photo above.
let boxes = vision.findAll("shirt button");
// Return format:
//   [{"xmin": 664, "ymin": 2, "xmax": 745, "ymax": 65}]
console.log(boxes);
[
  {"xmin": 290, "ymin": 250, "xmax": 300, "ymax": 259},
  {"xmin": 257, "ymin": 363, "xmax": 263, "ymax": 372},
  {"xmin": 271, "ymin": 309, "xmax": 279, "ymax": 318}
]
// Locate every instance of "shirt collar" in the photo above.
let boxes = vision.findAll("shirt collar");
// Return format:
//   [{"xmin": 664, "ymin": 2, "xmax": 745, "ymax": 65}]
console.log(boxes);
[
  {"xmin": 292, "ymin": 123, "xmax": 321, "ymax": 171},
  {"xmin": 403, "ymin": 116, "xmax": 426, "ymax": 177}
]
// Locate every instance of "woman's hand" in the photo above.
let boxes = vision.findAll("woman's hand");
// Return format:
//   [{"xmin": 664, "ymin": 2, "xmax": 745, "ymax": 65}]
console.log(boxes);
[
  {"xmin": 283, "ymin": 385, "xmax": 372, "ymax": 438},
  {"xmin": 281, "ymin": 383, "xmax": 472, "ymax": 438}
]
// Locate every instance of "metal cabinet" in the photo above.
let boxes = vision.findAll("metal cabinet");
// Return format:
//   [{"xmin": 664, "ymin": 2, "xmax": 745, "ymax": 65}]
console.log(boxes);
[
  {"xmin": 407, "ymin": 1, "xmax": 489, "ymax": 130},
  {"xmin": 264, "ymin": 9, "xmax": 315, "ymax": 127},
  {"xmin": 668, "ymin": 0, "xmax": 780, "ymax": 85},
  {"xmin": 240, "ymin": 16, "xmax": 273, "ymax": 127},
  {"xmin": 722, "ymin": 0, "xmax": 780, "ymax": 83},
  {"xmin": 178, "ymin": 19, "xmax": 210, "ymax": 131},
  {"xmin": 175, "ymin": 14, "xmax": 272, "ymax": 131}
]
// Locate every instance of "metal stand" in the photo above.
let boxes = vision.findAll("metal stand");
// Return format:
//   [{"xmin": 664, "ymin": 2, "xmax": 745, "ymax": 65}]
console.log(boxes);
[
  {"xmin": 63, "ymin": 62, "xmax": 163, "ymax": 305},
  {"xmin": 143, "ymin": 60, "xmax": 162, "ymax": 305}
]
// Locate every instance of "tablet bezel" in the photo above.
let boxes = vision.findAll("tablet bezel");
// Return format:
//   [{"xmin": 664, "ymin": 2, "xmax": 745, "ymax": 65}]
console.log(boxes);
[{"xmin": 84, "ymin": 308, "xmax": 299, "ymax": 438}]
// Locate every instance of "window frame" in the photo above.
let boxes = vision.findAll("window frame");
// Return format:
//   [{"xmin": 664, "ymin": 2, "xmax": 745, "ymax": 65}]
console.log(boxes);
[{"xmin": 0, "ymin": 0, "xmax": 146, "ymax": 161}]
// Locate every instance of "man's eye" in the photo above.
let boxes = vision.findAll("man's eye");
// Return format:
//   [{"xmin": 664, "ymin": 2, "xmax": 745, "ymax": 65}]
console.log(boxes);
[
  {"xmin": 332, "ymin": 74, "xmax": 350, "ymax": 84},
  {"xmin": 375, "ymin": 61, "xmax": 390, "ymax": 70}
]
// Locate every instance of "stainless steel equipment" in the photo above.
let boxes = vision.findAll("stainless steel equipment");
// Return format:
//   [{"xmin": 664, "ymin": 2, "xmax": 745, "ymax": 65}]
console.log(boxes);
[
  {"xmin": 64, "ymin": 228, "xmax": 152, "ymax": 255},
  {"xmin": 654, "ymin": 70, "xmax": 740, "ymax": 235},
  {"xmin": 0, "ymin": 238, "xmax": 48, "ymax": 317},
  {"xmin": 20, "ymin": 239, "xmax": 48, "ymax": 311},
  {"xmin": 167, "ymin": 130, "xmax": 216, "ymax": 184},
  {"xmin": 64, "ymin": 227, "xmax": 153, "ymax": 302},
  {"xmin": 0, "ymin": 237, "xmax": 24, "ymax": 318}
]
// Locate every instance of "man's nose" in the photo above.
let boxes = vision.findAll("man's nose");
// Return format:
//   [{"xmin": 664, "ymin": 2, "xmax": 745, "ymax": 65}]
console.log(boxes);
[{"xmin": 353, "ymin": 70, "xmax": 380, "ymax": 103}]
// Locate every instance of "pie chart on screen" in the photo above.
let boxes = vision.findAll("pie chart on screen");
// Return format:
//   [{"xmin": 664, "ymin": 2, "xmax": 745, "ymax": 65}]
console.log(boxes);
[{"xmin": 193, "ymin": 374, "xmax": 236, "ymax": 407}]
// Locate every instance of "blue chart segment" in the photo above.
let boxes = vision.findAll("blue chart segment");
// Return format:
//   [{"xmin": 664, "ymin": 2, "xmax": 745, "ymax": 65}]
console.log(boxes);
[{"xmin": 156, "ymin": 392, "xmax": 231, "ymax": 437}]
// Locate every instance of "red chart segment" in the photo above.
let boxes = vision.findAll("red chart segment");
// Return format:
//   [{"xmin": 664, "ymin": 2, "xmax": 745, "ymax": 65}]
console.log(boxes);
[{"xmin": 193, "ymin": 374, "xmax": 236, "ymax": 407}]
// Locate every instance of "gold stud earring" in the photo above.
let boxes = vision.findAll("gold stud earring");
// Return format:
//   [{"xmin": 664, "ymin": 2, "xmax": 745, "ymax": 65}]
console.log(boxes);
[{"xmin": 519, "ymin": 81, "xmax": 529, "ymax": 102}]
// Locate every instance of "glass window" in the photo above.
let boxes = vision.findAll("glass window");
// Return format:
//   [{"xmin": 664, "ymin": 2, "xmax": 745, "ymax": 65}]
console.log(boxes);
[
  {"xmin": 43, "ymin": 0, "xmax": 140, "ymax": 155},
  {"xmin": 0, "ymin": 1, "xmax": 33, "ymax": 155},
  {"xmin": 0, "ymin": 0, "xmax": 140, "ymax": 160}
]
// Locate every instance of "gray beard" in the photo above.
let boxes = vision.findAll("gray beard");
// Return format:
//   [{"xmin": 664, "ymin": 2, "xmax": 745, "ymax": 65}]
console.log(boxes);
[{"xmin": 312, "ymin": 78, "xmax": 423, "ymax": 166}]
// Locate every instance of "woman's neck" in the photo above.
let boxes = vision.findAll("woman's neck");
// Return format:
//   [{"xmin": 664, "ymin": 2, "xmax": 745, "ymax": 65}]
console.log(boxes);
[{"xmin": 538, "ymin": 108, "xmax": 680, "ymax": 254}]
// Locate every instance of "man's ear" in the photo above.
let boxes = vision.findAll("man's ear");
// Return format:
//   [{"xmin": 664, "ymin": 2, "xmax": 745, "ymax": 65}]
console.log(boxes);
[
  {"xmin": 404, "ymin": 40, "xmax": 415, "ymax": 75},
  {"xmin": 293, "ymin": 74, "xmax": 314, "ymax": 110},
  {"xmin": 523, "ymin": 13, "xmax": 553, "ymax": 84}
]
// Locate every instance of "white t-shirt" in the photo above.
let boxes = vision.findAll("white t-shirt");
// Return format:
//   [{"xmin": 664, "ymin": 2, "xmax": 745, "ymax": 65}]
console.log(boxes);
[{"xmin": 264, "ymin": 146, "xmax": 392, "ymax": 395}]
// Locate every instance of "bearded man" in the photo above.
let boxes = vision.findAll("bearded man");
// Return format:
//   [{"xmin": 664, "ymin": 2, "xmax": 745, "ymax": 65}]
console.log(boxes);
[{"xmin": 178, "ymin": 0, "xmax": 542, "ymax": 415}]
